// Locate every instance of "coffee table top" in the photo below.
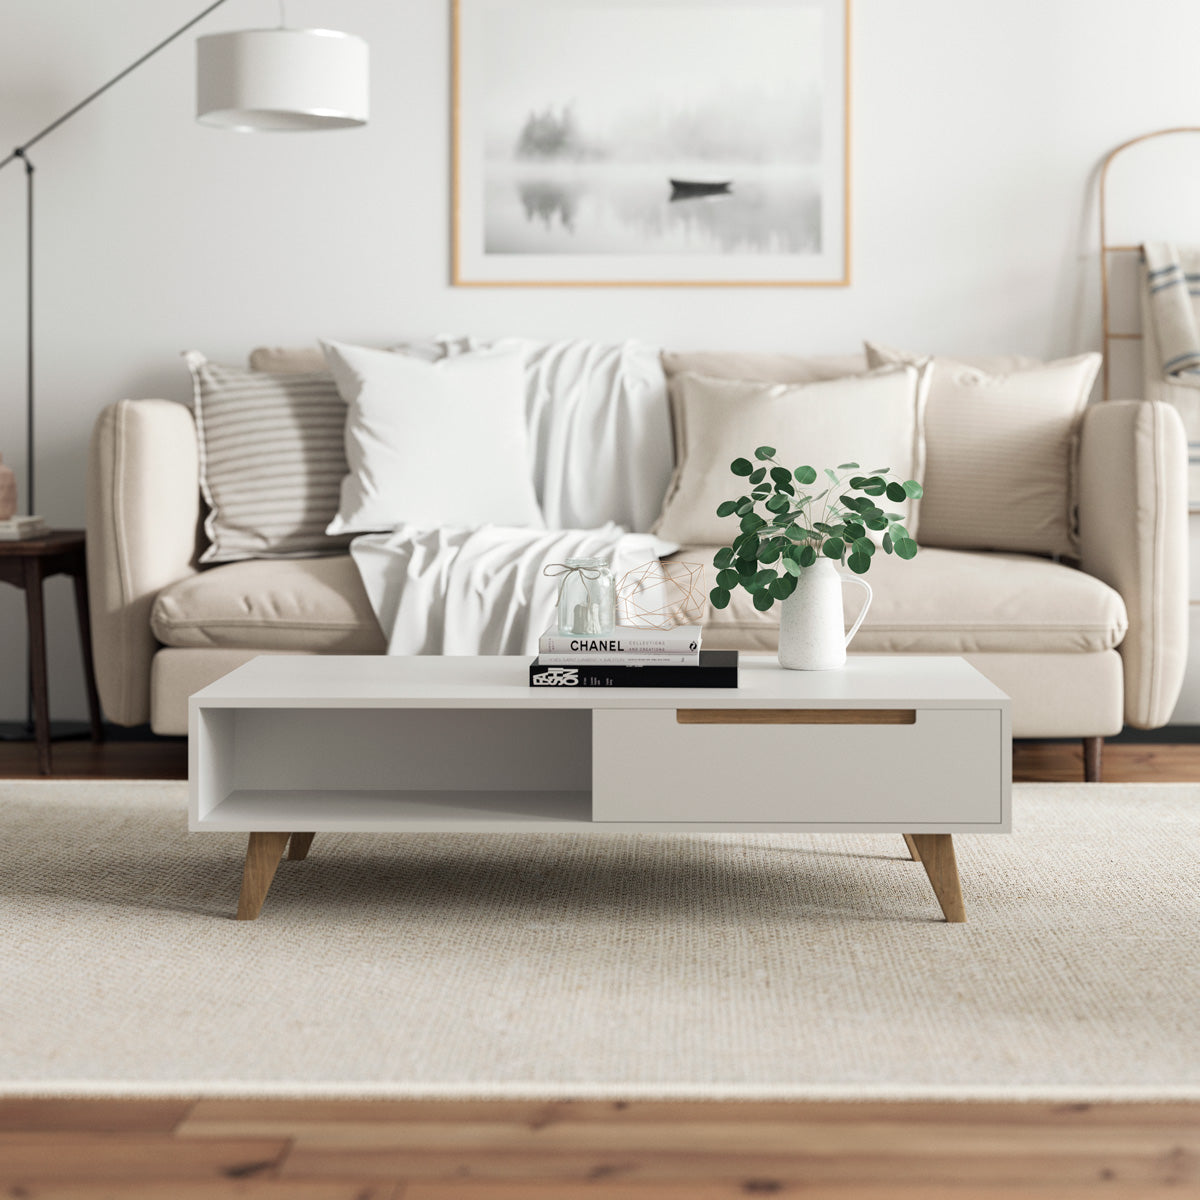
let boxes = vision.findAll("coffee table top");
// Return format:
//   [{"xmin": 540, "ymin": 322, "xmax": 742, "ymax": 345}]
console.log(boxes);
[{"xmin": 192, "ymin": 654, "xmax": 1009, "ymax": 711}]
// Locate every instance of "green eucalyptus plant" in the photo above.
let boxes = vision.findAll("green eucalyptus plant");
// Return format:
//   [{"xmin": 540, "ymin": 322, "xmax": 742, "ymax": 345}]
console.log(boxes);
[{"xmin": 709, "ymin": 449, "xmax": 923, "ymax": 614}]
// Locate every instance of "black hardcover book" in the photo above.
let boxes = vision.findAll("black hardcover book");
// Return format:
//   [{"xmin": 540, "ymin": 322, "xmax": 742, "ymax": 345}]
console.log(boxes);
[{"xmin": 529, "ymin": 650, "xmax": 738, "ymax": 688}]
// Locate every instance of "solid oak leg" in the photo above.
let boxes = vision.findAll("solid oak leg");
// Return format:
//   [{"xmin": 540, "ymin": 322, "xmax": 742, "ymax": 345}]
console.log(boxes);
[
  {"xmin": 288, "ymin": 832, "xmax": 316, "ymax": 861},
  {"xmin": 236, "ymin": 832, "xmax": 291, "ymax": 921},
  {"xmin": 22, "ymin": 558, "xmax": 51, "ymax": 776},
  {"xmin": 908, "ymin": 834, "xmax": 966, "ymax": 923},
  {"xmin": 71, "ymin": 566, "xmax": 104, "ymax": 744},
  {"xmin": 902, "ymin": 834, "xmax": 922, "ymax": 862},
  {"xmin": 1083, "ymin": 736, "xmax": 1103, "ymax": 783}
]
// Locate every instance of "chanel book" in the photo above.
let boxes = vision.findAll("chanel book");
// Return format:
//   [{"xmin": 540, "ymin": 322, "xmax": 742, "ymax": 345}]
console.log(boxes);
[{"xmin": 537, "ymin": 623, "xmax": 702, "ymax": 656}]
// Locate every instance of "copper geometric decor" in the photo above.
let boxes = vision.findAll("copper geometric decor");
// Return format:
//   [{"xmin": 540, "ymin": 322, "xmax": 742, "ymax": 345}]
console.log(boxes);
[{"xmin": 615, "ymin": 560, "xmax": 707, "ymax": 629}]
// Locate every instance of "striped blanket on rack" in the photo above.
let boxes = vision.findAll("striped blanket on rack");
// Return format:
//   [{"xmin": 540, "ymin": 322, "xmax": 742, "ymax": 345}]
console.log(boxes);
[
  {"xmin": 1143, "ymin": 242, "xmax": 1200, "ymax": 386},
  {"xmin": 1141, "ymin": 242, "xmax": 1200, "ymax": 504}
]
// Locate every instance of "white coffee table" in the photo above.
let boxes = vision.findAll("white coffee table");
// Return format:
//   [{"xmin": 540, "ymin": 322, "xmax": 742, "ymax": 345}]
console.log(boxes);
[{"xmin": 190, "ymin": 655, "xmax": 1011, "ymax": 921}]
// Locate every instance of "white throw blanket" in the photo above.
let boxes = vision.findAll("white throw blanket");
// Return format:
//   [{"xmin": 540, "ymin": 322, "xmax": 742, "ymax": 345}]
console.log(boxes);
[
  {"xmin": 351, "ymin": 524, "xmax": 677, "ymax": 656},
  {"xmin": 395, "ymin": 335, "xmax": 674, "ymax": 533},
  {"xmin": 1141, "ymin": 243, "xmax": 1200, "ymax": 503}
]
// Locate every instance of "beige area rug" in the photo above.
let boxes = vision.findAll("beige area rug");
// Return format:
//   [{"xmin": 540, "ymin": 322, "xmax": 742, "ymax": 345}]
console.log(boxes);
[{"xmin": 0, "ymin": 780, "xmax": 1197, "ymax": 1100}]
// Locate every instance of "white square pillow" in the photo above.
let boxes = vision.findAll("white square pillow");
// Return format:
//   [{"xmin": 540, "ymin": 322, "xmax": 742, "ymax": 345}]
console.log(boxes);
[
  {"xmin": 865, "ymin": 343, "xmax": 1101, "ymax": 557},
  {"xmin": 653, "ymin": 365, "xmax": 927, "ymax": 547},
  {"xmin": 322, "ymin": 340, "xmax": 544, "ymax": 534}
]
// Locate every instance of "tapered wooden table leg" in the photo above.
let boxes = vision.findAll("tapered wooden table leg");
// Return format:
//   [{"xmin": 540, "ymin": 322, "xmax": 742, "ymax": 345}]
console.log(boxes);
[
  {"xmin": 902, "ymin": 833, "xmax": 922, "ymax": 862},
  {"xmin": 288, "ymin": 832, "xmax": 316, "ymax": 861},
  {"xmin": 236, "ymin": 832, "xmax": 291, "ymax": 920},
  {"xmin": 908, "ymin": 834, "xmax": 966, "ymax": 923}
]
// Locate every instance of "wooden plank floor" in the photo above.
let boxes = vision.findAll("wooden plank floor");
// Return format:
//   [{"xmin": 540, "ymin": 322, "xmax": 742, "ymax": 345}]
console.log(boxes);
[
  {"xmin": 2, "ymin": 739, "xmax": 1197, "ymax": 1194},
  {"xmin": 4, "ymin": 735, "xmax": 1200, "ymax": 781},
  {"xmin": 0, "ymin": 1098, "xmax": 1197, "ymax": 1196}
]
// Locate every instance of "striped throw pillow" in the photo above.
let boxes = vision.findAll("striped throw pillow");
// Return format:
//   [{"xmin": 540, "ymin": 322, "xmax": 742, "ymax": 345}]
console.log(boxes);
[{"xmin": 185, "ymin": 352, "xmax": 352, "ymax": 563}]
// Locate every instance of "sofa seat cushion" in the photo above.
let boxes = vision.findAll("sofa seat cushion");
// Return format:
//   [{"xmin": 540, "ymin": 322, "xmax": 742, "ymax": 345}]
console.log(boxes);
[
  {"xmin": 670, "ymin": 546, "xmax": 1128, "ymax": 655},
  {"xmin": 151, "ymin": 556, "xmax": 386, "ymax": 652}
]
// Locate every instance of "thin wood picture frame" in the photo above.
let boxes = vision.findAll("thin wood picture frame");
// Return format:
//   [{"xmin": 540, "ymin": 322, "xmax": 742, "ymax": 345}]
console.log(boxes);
[{"xmin": 452, "ymin": 0, "xmax": 851, "ymax": 287}]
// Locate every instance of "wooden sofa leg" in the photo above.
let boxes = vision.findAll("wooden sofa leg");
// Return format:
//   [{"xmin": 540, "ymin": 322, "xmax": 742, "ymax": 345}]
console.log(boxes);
[{"xmin": 1083, "ymin": 736, "xmax": 1103, "ymax": 783}]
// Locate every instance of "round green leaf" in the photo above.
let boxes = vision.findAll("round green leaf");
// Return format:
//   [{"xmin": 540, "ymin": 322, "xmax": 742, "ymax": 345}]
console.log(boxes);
[
  {"xmin": 885, "ymin": 481, "xmax": 907, "ymax": 504},
  {"xmin": 865, "ymin": 516, "xmax": 889, "ymax": 531},
  {"xmin": 823, "ymin": 537, "xmax": 845, "ymax": 559},
  {"xmin": 766, "ymin": 494, "xmax": 790, "ymax": 513},
  {"xmin": 770, "ymin": 574, "xmax": 796, "ymax": 599},
  {"xmin": 753, "ymin": 568, "xmax": 777, "ymax": 591},
  {"xmin": 736, "ymin": 556, "xmax": 757, "ymax": 577},
  {"xmin": 902, "ymin": 480, "xmax": 924, "ymax": 499},
  {"xmin": 716, "ymin": 500, "xmax": 739, "ymax": 518},
  {"xmin": 894, "ymin": 537, "xmax": 919, "ymax": 560},
  {"xmin": 847, "ymin": 552, "xmax": 871, "ymax": 575},
  {"xmin": 759, "ymin": 542, "xmax": 782, "ymax": 564},
  {"xmin": 881, "ymin": 531, "xmax": 893, "ymax": 554},
  {"xmin": 769, "ymin": 467, "xmax": 792, "ymax": 487},
  {"xmin": 737, "ymin": 500, "xmax": 754, "ymax": 516},
  {"xmin": 710, "ymin": 586, "xmax": 731, "ymax": 610},
  {"xmin": 749, "ymin": 467, "xmax": 767, "ymax": 485},
  {"xmin": 852, "ymin": 536, "xmax": 875, "ymax": 557},
  {"xmin": 794, "ymin": 465, "xmax": 818, "ymax": 485},
  {"xmin": 754, "ymin": 445, "xmax": 777, "ymax": 460},
  {"xmin": 716, "ymin": 568, "xmax": 740, "ymax": 589},
  {"xmin": 713, "ymin": 547, "xmax": 735, "ymax": 569},
  {"xmin": 740, "ymin": 513, "xmax": 767, "ymax": 534},
  {"xmin": 731, "ymin": 458, "xmax": 753, "ymax": 477},
  {"xmin": 781, "ymin": 556, "xmax": 801, "ymax": 576},
  {"xmin": 752, "ymin": 590, "xmax": 775, "ymax": 612},
  {"xmin": 799, "ymin": 545, "xmax": 817, "ymax": 568}
]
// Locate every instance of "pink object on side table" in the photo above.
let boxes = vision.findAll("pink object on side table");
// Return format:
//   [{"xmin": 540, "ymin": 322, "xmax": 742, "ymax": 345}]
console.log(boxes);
[{"xmin": 0, "ymin": 454, "xmax": 17, "ymax": 520}]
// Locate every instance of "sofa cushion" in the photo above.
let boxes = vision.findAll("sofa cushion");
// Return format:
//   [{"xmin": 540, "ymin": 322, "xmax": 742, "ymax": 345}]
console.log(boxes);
[
  {"xmin": 184, "ymin": 352, "xmax": 352, "ymax": 563},
  {"xmin": 865, "ymin": 344, "xmax": 1101, "ymax": 558},
  {"xmin": 672, "ymin": 546, "xmax": 1128, "ymax": 655},
  {"xmin": 151, "ymin": 556, "xmax": 386, "ymax": 652},
  {"xmin": 654, "ymin": 366, "xmax": 927, "ymax": 546}
]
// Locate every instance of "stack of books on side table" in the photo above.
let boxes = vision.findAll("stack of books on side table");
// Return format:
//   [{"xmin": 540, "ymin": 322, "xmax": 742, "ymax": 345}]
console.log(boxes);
[
  {"xmin": 529, "ymin": 624, "xmax": 738, "ymax": 688},
  {"xmin": 0, "ymin": 515, "xmax": 49, "ymax": 541}
]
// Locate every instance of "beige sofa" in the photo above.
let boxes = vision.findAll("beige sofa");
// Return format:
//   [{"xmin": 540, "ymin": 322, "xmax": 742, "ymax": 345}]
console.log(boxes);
[{"xmin": 86, "ymin": 366, "xmax": 1189, "ymax": 775}]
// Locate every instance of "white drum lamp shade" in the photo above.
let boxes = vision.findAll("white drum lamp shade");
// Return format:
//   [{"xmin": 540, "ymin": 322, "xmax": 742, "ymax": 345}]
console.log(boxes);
[{"xmin": 197, "ymin": 29, "xmax": 368, "ymax": 131}]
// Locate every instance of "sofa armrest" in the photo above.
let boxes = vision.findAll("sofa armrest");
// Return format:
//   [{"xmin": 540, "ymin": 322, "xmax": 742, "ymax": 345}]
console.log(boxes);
[
  {"xmin": 1078, "ymin": 400, "xmax": 1188, "ymax": 729},
  {"xmin": 86, "ymin": 400, "xmax": 200, "ymax": 726}
]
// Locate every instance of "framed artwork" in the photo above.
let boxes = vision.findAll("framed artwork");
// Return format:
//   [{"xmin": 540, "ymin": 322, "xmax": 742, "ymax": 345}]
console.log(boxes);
[{"xmin": 452, "ymin": 0, "xmax": 850, "ymax": 287}]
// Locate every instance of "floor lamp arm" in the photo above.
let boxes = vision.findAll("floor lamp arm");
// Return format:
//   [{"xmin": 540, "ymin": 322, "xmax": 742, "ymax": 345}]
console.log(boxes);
[
  {"xmin": 0, "ymin": 0, "xmax": 232, "ymax": 173},
  {"xmin": 0, "ymin": 0, "xmax": 232, "ymax": 516}
]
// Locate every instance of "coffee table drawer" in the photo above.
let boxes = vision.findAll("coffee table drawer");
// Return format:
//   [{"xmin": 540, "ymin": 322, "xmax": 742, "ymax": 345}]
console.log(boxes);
[{"xmin": 592, "ymin": 707, "xmax": 1005, "ymax": 826}]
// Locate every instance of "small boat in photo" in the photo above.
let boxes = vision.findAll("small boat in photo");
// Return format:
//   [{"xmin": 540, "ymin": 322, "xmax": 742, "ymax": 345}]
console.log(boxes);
[{"xmin": 669, "ymin": 178, "xmax": 732, "ymax": 200}]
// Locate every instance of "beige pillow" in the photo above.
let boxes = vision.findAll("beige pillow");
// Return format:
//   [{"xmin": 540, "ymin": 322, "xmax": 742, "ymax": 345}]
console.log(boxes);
[
  {"xmin": 661, "ymin": 349, "xmax": 867, "ymax": 385},
  {"xmin": 248, "ymin": 345, "xmax": 328, "ymax": 374},
  {"xmin": 653, "ymin": 366, "xmax": 927, "ymax": 547},
  {"xmin": 865, "ymin": 343, "xmax": 1101, "ymax": 557}
]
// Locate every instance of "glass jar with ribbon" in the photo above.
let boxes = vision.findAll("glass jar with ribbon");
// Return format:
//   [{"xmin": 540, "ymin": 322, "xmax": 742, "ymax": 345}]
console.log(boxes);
[{"xmin": 545, "ymin": 557, "xmax": 616, "ymax": 636}]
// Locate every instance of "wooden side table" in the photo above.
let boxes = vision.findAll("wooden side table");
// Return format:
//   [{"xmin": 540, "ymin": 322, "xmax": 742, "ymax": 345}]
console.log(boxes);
[{"xmin": 0, "ymin": 530, "xmax": 103, "ymax": 774}]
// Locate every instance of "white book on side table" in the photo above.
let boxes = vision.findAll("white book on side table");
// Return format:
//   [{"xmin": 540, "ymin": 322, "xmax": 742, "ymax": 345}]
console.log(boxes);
[{"xmin": 0, "ymin": 516, "xmax": 49, "ymax": 541}]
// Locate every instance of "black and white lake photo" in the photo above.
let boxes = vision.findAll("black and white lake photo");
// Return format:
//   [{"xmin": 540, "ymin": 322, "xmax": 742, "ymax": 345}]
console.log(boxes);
[{"xmin": 455, "ymin": 0, "xmax": 848, "ymax": 284}]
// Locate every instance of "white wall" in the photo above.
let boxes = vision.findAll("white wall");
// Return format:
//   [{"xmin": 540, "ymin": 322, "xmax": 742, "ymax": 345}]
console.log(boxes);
[{"xmin": 1, "ymin": 0, "xmax": 1199, "ymax": 721}]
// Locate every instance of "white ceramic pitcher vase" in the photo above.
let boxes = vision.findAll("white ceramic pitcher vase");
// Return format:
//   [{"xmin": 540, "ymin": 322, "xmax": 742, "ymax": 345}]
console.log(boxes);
[{"xmin": 777, "ymin": 557, "xmax": 873, "ymax": 671}]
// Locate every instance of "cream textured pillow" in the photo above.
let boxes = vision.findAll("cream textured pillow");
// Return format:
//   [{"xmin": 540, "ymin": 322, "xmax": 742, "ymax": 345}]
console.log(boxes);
[
  {"xmin": 865, "ymin": 343, "xmax": 1101, "ymax": 556},
  {"xmin": 184, "ymin": 352, "xmax": 352, "ymax": 564},
  {"xmin": 653, "ymin": 366, "xmax": 927, "ymax": 547},
  {"xmin": 322, "ymin": 340, "xmax": 544, "ymax": 534}
]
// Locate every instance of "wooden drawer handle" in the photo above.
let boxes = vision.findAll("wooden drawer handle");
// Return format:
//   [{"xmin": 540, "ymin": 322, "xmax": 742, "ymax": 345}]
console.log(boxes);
[{"xmin": 677, "ymin": 708, "xmax": 917, "ymax": 725}]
